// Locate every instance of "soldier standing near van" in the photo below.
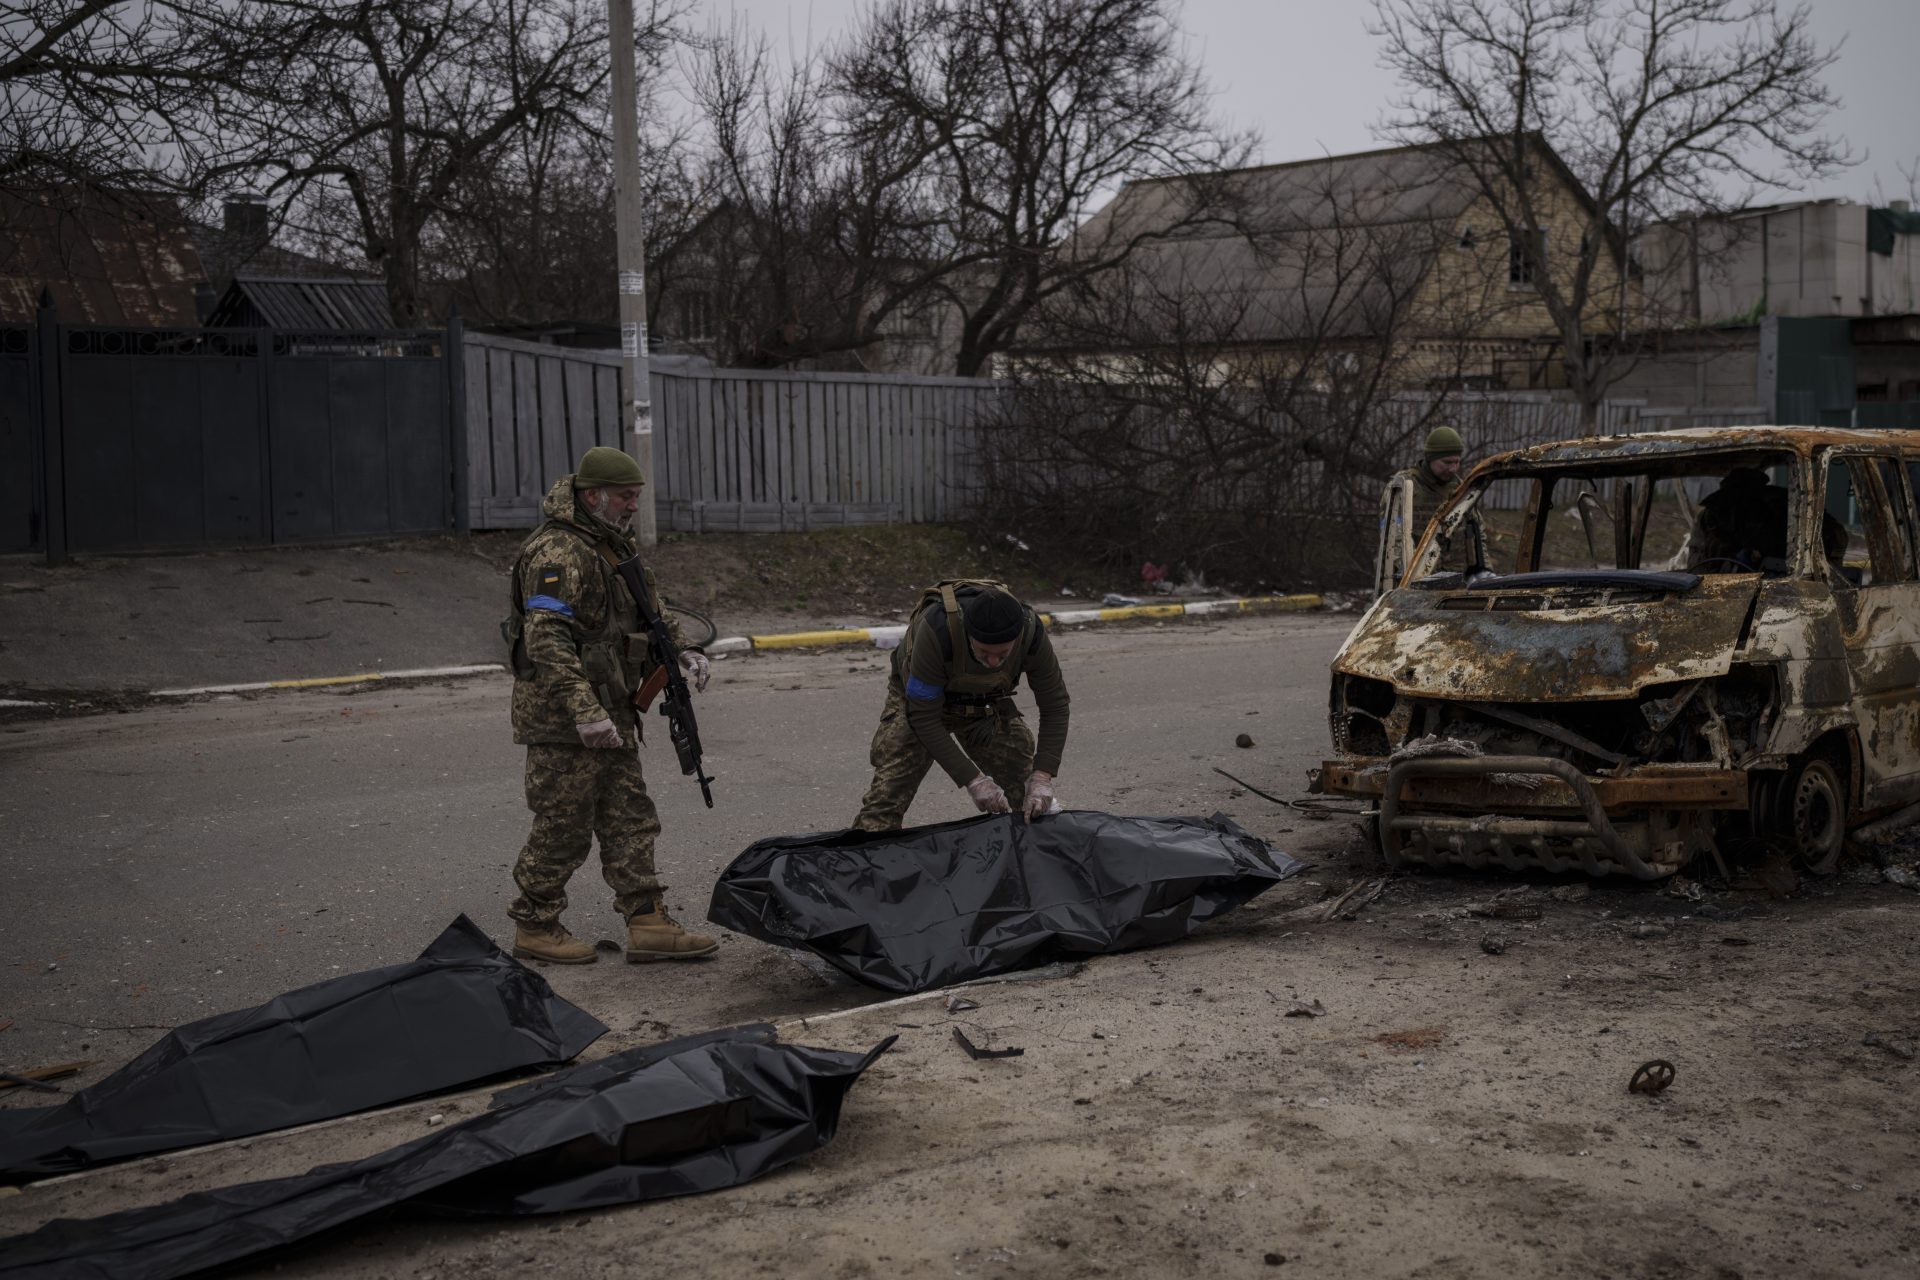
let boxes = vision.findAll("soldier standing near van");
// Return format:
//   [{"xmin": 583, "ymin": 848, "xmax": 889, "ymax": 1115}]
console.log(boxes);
[
  {"xmin": 504, "ymin": 446, "xmax": 717, "ymax": 965},
  {"xmin": 853, "ymin": 581, "xmax": 1070, "ymax": 830},
  {"xmin": 1374, "ymin": 424, "xmax": 1488, "ymax": 595}
]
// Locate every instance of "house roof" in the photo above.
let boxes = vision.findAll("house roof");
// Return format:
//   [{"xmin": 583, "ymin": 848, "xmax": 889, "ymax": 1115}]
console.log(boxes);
[
  {"xmin": 204, "ymin": 276, "xmax": 394, "ymax": 329},
  {"xmin": 0, "ymin": 187, "xmax": 206, "ymax": 326},
  {"xmin": 185, "ymin": 220, "xmax": 377, "ymax": 288},
  {"xmin": 1044, "ymin": 140, "xmax": 1572, "ymax": 349}
]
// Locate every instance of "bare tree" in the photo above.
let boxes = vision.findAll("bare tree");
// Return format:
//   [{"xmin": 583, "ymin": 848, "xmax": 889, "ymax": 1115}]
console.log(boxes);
[
  {"xmin": 980, "ymin": 169, "xmax": 1477, "ymax": 589},
  {"xmin": 1372, "ymin": 0, "xmax": 1848, "ymax": 425},
  {"xmin": 205, "ymin": 0, "xmax": 680, "ymax": 325},
  {"xmin": 431, "ymin": 38, "xmax": 704, "ymax": 331},
  {"xmin": 822, "ymin": 0, "xmax": 1250, "ymax": 376},
  {"xmin": 1, "ymin": 1, "xmax": 277, "ymax": 197},
  {"xmin": 665, "ymin": 24, "xmax": 934, "ymax": 367}
]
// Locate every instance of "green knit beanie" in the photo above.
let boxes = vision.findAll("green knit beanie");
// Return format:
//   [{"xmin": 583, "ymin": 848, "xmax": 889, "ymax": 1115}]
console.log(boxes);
[
  {"xmin": 1423, "ymin": 425, "xmax": 1465, "ymax": 459},
  {"xmin": 572, "ymin": 446, "xmax": 645, "ymax": 488}
]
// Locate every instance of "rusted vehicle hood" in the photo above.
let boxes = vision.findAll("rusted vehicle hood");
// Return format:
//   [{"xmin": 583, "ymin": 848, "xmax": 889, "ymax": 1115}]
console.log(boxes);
[{"xmin": 1334, "ymin": 577, "xmax": 1759, "ymax": 701}]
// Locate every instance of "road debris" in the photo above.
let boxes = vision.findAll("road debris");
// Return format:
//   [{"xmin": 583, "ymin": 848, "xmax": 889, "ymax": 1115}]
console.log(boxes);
[
  {"xmin": 0, "ymin": 1026, "xmax": 893, "ymax": 1279},
  {"xmin": 1883, "ymin": 865, "xmax": 1920, "ymax": 892},
  {"xmin": 0, "ymin": 1062, "xmax": 90, "ymax": 1094},
  {"xmin": 709, "ymin": 811, "xmax": 1304, "ymax": 994},
  {"xmin": 1302, "ymin": 876, "xmax": 1388, "ymax": 922},
  {"xmin": 1468, "ymin": 896, "xmax": 1541, "ymax": 920},
  {"xmin": 1628, "ymin": 1060, "xmax": 1676, "ymax": 1095},
  {"xmin": 1665, "ymin": 876, "xmax": 1707, "ymax": 903},
  {"xmin": 953, "ymin": 1028, "xmax": 1024, "ymax": 1061},
  {"xmin": 943, "ymin": 995, "xmax": 979, "ymax": 1014},
  {"xmin": 1283, "ymin": 999, "xmax": 1326, "ymax": 1018},
  {"xmin": 1479, "ymin": 936, "xmax": 1508, "ymax": 955},
  {"xmin": 0, "ymin": 916, "xmax": 604, "ymax": 1181},
  {"xmin": 1862, "ymin": 1032, "xmax": 1915, "ymax": 1061},
  {"xmin": 1236, "ymin": 733, "xmax": 1256, "ymax": 748}
]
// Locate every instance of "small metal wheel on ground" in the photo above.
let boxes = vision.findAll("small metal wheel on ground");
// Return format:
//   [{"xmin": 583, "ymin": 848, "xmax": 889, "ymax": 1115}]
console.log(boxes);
[
  {"xmin": 1774, "ymin": 754, "xmax": 1848, "ymax": 876},
  {"xmin": 664, "ymin": 603, "xmax": 718, "ymax": 649}
]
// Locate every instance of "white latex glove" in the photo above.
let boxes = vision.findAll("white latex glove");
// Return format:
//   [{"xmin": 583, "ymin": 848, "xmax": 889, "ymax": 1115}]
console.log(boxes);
[
  {"xmin": 965, "ymin": 774, "xmax": 1011, "ymax": 815},
  {"xmin": 576, "ymin": 717, "xmax": 623, "ymax": 749},
  {"xmin": 1023, "ymin": 771, "xmax": 1055, "ymax": 823},
  {"xmin": 679, "ymin": 650, "xmax": 711, "ymax": 692}
]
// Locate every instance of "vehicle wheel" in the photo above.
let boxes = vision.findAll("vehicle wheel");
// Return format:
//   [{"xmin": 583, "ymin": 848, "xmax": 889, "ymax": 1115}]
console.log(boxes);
[
  {"xmin": 1775, "ymin": 755, "xmax": 1847, "ymax": 876},
  {"xmin": 664, "ymin": 603, "xmax": 718, "ymax": 649}
]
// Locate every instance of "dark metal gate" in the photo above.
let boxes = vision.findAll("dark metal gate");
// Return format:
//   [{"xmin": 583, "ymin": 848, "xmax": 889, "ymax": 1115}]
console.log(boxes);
[
  {"xmin": 7, "ymin": 308, "xmax": 462, "ymax": 559},
  {"xmin": 0, "ymin": 326, "xmax": 38, "ymax": 553}
]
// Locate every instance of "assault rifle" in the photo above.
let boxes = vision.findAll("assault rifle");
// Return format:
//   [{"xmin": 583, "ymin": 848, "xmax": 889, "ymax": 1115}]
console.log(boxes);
[{"xmin": 612, "ymin": 553, "xmax": 716, "ymax": 808}]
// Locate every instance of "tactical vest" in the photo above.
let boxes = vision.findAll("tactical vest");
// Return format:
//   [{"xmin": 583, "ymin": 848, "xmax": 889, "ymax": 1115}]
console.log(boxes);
[
  {"xmin": 903, "ymin": 579, "xmax": 1039, "ymax": 700},
  {"xmin": 503, "ymin": 523, "xmax": 652, "ymax": 716}
]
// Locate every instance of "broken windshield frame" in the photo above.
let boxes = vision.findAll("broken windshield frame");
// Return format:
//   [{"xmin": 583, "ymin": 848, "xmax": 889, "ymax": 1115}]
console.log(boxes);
[{"xmin": 1411, "ymin": 449, "xmax": 1806, "ymax": 585}]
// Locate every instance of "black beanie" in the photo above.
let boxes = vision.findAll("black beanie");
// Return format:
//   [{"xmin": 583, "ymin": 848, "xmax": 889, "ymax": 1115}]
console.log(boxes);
[{"xmin": 962, "ymin": 589, "xmax": 1025, "ymax": 644}]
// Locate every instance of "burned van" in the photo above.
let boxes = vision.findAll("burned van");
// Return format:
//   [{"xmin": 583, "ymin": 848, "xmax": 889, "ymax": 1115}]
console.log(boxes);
[{"xmin": 1311, "ymin": 428, "xmax": 1920, "ymax": 879}]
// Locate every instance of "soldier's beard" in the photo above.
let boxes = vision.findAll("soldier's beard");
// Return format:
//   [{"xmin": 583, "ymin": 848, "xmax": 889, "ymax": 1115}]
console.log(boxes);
[{"xmin": 588, "ymin": 498, "xmax": 634, "ymax": 532}]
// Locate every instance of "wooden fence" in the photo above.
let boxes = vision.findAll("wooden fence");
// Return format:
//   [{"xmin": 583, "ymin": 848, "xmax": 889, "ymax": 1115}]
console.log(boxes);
[
  {"xmin": 463, "ymin": 331, "xmax": 1767, "ymax": 531},
  {"xmin": 463, "ymin": 333, "xmax": 1001, "ymax": 532}
]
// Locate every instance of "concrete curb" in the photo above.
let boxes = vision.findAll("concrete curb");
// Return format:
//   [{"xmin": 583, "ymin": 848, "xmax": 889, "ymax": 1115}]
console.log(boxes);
[
  {"xmin": 142, "ymin": 593, "xmax": 1323, "ymax": 698},
  {"xmin": 151, "ymin": 664, "xmax": 505, "ymax": 699},
  {"xmin": 720, "ymin": 592, "xmax": 1324, "ymax": 654}
]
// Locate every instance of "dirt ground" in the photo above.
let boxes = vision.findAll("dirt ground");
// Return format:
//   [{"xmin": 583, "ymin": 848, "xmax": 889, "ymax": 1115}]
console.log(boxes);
[
  {"xmin": 1, "ymin": 614, "xmax": 1916, "ymax": 1277},
  {"xmin": 4, "ymin": 823, "xmax": 1915, "ymax": 1277},
  {"xmin": 464, "ymin": 522, "xmax": 1125, "ymax": 634}
]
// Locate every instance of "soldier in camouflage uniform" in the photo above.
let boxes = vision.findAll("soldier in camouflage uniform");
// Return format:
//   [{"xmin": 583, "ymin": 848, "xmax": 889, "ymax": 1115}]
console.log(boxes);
[
  {"xmin": 504, "ymin": 446, "xmax": 717, "ymax": 965},
  {"xmin": 1374, "ymin": 424, "xmax": 1489, "ymax": 596},
  {"xmin": 853, "ymin": 581, "xmax": 1070, "ymax": 831}
]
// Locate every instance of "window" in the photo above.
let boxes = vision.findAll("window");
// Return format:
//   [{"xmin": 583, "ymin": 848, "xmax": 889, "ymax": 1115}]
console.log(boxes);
[
  {"xmin": 1482, "ymin": 455, "xmax": 1797, "ymax": 575},
  {"xmin": 1825, "ymin": 456, "xmax": 1915, "ymax": 586},
  {"xmin": 1508, "ymin": 227, "xmax": 1548, "ymax": 286},
  {"xmin": 1878, "ymin": 457, "xmax": 1919, "ymax": 576},
  {"xmin": 678, "ymin": 291, "xmax": 714, "ymax": 342}
]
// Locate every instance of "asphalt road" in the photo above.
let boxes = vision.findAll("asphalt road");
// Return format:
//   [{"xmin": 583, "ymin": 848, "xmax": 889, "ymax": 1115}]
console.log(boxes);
[
  {"xmin": 6, "ymin": 610, "xmax": 1916, "ymax": 1278},
  {"xmin": 0, "ymin": 613, "xmax": 1356, "ymax": 1076}
]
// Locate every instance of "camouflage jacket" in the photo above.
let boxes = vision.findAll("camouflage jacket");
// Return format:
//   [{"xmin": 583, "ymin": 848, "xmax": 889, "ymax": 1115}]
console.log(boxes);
[
  {"xmin": 1375, "ymin": 463, "xmax": 1487, "ymax": 594},
  {"xmin": 508, "ymin": 477, "xmax": 689, "ymax": 746}
]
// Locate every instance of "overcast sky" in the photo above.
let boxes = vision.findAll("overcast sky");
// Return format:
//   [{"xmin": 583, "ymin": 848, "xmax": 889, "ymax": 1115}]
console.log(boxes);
[{"xmin": 700, "ymin": 0, "xmax": 1918, "ymax": 205}]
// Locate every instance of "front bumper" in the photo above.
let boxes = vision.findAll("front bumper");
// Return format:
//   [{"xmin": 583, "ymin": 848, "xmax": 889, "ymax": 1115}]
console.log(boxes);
[{"xmin": 1312, "ymin": 754, "xmax": 1747, "ymax": 880}]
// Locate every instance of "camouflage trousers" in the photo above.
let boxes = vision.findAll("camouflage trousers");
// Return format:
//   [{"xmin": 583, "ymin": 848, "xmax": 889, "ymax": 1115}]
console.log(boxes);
[
  {"xmin": 852, "ymin": 690, "xmax": 1035, "ymax": 831},
  {"xmin": 508, "ymin": 742, "xmax": 664, "ymax": 928}
]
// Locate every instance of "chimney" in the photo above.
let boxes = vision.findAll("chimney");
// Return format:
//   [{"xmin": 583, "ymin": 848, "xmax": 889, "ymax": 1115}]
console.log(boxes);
[{"xmin": 224, "ymin": 195, "xmax": 270, "ymax": 245}]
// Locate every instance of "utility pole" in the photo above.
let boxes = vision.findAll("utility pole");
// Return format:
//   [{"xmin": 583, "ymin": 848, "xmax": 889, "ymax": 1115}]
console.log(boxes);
[{"xmin": 608, "ymin": 0, "xmax": 657, "ymax": 545}]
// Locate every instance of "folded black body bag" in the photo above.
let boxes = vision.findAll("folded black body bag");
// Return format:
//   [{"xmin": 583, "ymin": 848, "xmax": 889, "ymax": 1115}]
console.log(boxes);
[
  {"xmin": 0, "ymin": 916, "xmax": 605, "ymax": 1181},
  {"xmin": 0, "ymin": 1025, "xmax": 892, "ymax": 1280},
  {"xmin": 706, "ymin": 810, "xmax": 1306, "ymax": 993}
]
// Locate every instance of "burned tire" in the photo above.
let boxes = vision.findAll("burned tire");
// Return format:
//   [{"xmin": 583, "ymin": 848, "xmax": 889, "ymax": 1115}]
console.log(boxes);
[{"xmin": 1775, "ymin": 755, "xmax": 1848, "ymax": 876}]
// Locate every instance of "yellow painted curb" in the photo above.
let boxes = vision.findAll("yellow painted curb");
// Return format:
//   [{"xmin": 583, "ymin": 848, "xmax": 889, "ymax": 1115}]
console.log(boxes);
[
  {"xmin": 748, "ymin": 628, "xmax": 875, "ymax": 651},
  {"xmin": 1100, "ymin": 602, "xmax": 1185, "ymax": 622}
]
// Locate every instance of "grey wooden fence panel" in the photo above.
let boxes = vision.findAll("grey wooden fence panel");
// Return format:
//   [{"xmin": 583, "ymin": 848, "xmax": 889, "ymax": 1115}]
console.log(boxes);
[{"xmin": 486, "ymin": 351, "xmax": 514, "ymax": 514}]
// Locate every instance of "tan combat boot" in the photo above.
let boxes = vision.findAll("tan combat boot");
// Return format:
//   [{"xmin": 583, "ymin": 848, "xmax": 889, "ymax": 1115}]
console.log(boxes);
[
  {"xmin": 625, "ymin": 905, "xmax": 719, "ymax": 962},
  {"xmin": 512, "ymin": 923, "xmax": 597, "ymax": 965}
]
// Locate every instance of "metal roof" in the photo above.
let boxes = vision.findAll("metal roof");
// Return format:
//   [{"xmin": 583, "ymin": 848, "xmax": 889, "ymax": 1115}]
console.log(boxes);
[
  {"xmin": 204, "ymin": 276, "xmax": 394, "ymax": 329},
  {"xmin": 0, "ymin": 187, "xmax": 205, "ymax": 326}
]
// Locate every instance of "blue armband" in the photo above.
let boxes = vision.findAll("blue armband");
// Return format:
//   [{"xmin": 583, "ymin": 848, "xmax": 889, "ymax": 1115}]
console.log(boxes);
[
  {"xmin": 904, "ymin": 674, "xmax": 945, "ymax": 702},
  {"xmin": 525, "ymin": 594, "xmax": 575, "ymax": 618}
]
